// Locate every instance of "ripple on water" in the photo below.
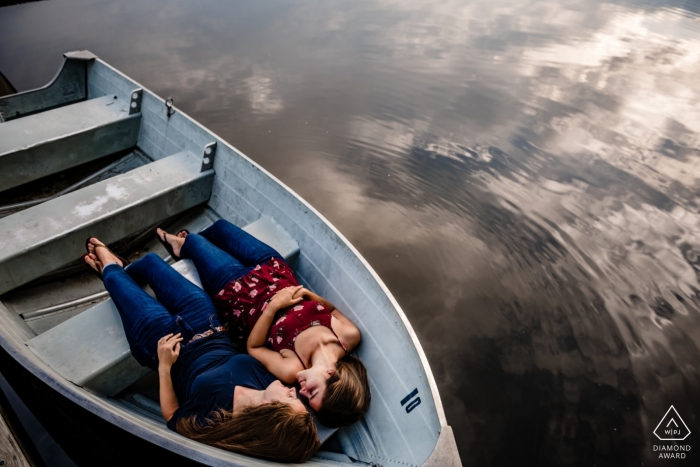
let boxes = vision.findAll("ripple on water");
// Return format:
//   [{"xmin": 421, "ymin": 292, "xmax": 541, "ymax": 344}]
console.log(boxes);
[{"xmin": 1, "ymin": 0, "xmax": 700, "ymax": 465}]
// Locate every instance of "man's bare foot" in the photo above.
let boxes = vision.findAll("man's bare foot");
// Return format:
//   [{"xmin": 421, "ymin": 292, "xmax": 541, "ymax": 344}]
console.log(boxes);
[
  {"xmin": 156, "ymin": 228, "xmax": 185, "ymax": 258},
  {"xmin": 86, "ymin": 238, "xmax": 124, "ymax": 268}
]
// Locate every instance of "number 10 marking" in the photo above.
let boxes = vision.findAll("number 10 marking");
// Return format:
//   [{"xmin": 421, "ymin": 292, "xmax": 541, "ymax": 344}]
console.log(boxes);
[{"xmin": 401, "ymin": 388, "xmax": 421, "ymax": 413}]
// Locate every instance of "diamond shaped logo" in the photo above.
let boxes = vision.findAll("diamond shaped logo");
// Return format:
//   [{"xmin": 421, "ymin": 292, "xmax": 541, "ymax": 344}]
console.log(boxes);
[{"xmin": 654, "ymin": 406, "xmax": 691, "ymax": 441}]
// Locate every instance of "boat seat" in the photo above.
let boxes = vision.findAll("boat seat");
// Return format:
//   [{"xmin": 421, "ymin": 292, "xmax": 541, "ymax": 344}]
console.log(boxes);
[
  {"xmin": 0, "ymin": 51, "xmax": 95, "ymax": 122},
  {"xmin": 26, "ymin": 217, "xmax": 299, "ymax": 397},
  {"xmin": 0, "ymin": 95, "xmax": 141, "ymax": 192},
  {"xmin": 0, "ymin": 150, "xmax": 214, "ymax": 295}
]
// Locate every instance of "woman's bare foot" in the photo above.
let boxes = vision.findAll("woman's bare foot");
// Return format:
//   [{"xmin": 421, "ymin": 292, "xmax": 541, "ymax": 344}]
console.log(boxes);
[
  {"xmin": 83, "ymin": 253, "xmax": 104, "ymax": 275},
  {"xmin": 86, "ymin": 238, "xmax": 125, "ymax": 268},
  {"xmin": 156, "ymin": 228, "xmax": 185, "ymax": 258}
]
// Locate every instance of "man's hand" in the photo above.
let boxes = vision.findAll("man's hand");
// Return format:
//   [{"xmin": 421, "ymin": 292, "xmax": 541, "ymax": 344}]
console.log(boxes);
[
  {"xmin": 267, "ymin": 286, "xmax": 304, "ymax": 313},
  {"xmin": 157, "ymin": 333, "xmax": 183, "ymax": 369}
]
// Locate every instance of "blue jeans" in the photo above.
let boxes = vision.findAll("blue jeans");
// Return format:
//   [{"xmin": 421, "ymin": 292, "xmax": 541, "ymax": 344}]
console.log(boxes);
[
  {"xmin": 102, "ymin": 253, "xmax": 221, "ymax": 370},
  {"xmin": 180, "ymin": 219, "xmax": 282, "ymax": 296}
]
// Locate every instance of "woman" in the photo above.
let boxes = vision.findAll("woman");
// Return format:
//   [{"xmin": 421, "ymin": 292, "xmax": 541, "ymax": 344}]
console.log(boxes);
[
  {"xmin": 83, "ymin": 240, "xmax": 320, "ymax": 463},
  {"xmin": 156, "ymin": 219, "xmax": 370, "ymax": 428}
]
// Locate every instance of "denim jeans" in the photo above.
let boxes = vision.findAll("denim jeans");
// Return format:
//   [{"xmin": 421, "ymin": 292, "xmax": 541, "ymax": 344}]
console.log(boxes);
[
  {"xmin": 102, "ymin": 253, "xmax": 221, "ymax": 370},
  {"xmin": 180, "ymin": 219, "xmax": 282, "ymax": 296}
]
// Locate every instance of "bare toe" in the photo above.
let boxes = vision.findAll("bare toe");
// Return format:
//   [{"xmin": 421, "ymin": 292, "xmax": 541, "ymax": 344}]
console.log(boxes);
[
  {"xmin": 90, "ymin": 238, "xmax": 123, "ymax": 267},
  {"xmin": 88, "ymin": 253, "xmax": 103, "ymax": 268},
  {"xmin": 87, "ymin": 237, "xmax": 106, "ymax": 255},
  {"xmin": 83, "ymin": 254, "xmax": 101, "ymax": 274}
]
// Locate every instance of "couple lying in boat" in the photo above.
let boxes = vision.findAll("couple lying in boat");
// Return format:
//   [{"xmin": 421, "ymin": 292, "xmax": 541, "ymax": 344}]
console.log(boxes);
[{"xmin": 81, "ymin": 219, "xmax": 370, "ymax": 463}]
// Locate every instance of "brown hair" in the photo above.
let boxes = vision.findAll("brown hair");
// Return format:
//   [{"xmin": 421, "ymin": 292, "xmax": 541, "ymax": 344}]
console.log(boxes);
[
  {"xmin": 176, "ymin": 402, "xmax": 320, "ymax": 463},
  {"xmin": 317, "ymin": 355, "xmax": 371, "ymax": 428}
]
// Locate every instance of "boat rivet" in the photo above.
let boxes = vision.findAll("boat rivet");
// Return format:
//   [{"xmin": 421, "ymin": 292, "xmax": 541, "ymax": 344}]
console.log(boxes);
[
  {"xmin": 131, "ymin": 92, "xmax": 139, "ymax": 100},
  {"xmin": 131, "ymin": 102, "xmax": 137, "ymax": 108},
  {"xmin": 205, "ymin": 147, "xmax": 212, "ymax": 155},
  {"xmin": 203, "ymin": 157, "xmax": 210, "ymax": 165}
]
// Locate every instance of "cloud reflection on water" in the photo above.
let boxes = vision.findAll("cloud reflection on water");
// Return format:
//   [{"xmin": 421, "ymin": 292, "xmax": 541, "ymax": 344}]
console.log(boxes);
[
  {"xmin": 2, "ymin": 0, "xmax": 700, "ymax": 465},
  {"xmin": 323, "ymin": 2, "xmax": 700, "ymax": 464}
]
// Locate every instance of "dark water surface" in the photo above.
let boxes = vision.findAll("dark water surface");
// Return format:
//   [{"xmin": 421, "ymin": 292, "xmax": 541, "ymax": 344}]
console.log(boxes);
[{"xmin": 2, "ymin": 0, "xmax": 700, "ymax": 465}]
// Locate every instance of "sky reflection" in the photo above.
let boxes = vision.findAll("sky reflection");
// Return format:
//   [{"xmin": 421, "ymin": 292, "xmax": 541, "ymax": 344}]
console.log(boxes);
[{"xmin": 1, "ymin": 0, "xmax": 700, "ymax": 465}]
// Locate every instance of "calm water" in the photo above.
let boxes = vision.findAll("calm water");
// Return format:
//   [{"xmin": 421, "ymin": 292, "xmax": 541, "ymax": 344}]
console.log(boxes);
[{"xmin": 2, "ymin": 0, "xmax": 700, "ymax": 465}]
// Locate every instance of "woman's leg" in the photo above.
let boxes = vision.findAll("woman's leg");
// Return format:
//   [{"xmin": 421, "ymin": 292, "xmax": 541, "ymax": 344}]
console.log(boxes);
[
  {"xmin": 179, "ymin": 234, "xmax": 252, "ymax": 295},
  {"xmin": 102, "ymin": 263, "xmax": 179, "ymax": 370},
  {"xmin": 199, "ymin": 219, "xmax": 281, "ymax": 267},
  {"xmin": 125, "ymin": 253, "xmax": 221, "ymax": 337}
]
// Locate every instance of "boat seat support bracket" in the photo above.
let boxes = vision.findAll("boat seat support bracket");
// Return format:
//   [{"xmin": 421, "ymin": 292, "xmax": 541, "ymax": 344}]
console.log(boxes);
[
  {"xmin": 129, "ymin": 88, "xmax": 142, "ymax": 115},
  {"xmin": 201, "ymin": 141, "xmax": 217, "ymax": 172}
]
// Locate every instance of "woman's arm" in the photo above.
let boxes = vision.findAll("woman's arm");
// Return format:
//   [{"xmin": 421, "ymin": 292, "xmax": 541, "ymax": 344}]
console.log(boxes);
[
  {"xmin": 331, "ymin": 309, "xmax": 361, "ymax": 350},
  {"xmin": 157, "ymin": 333, "xmax": 183, "ymax": 421},
  {"xmin": 247, "ymin": 286, "xmax": 305, "ymax": 384}
]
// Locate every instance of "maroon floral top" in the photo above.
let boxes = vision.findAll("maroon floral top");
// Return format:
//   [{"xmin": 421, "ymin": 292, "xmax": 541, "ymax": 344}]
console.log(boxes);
[{"xmin": 214, "ymin": 258, "xmax": 346, "ymax": 362}]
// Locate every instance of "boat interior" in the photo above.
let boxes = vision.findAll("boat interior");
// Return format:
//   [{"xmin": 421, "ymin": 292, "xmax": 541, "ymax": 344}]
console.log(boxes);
[{"xmin": 0, "ymin": 51, "xmax": 458, "ymax": 467}]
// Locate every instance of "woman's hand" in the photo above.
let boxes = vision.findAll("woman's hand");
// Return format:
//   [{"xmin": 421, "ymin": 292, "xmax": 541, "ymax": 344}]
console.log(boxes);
[
  {"xmin": 292, "ymin": 287, "xmax": 312, "ymax": 300},
  {"xmin": 157, "ymin": 333, "xmax": 183, "ymax": 369},
  {"xmin": 157, "ymin": 336, "xmax": 181, "ymax": 421},
  {"xmin": 267, "ymin": 286, "xmax": 304, "ymax": 314},
  {"xmin": 290, "ymin": 287, "xmax": 337, "ymax": 313}
]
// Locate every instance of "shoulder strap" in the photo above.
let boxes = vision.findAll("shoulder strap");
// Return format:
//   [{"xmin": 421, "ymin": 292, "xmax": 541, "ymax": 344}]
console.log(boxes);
[
  {"xmin": 327, "ymin": 325, "xmax": 349, "ymax": 354},
  {"xmin": 292, "ymin": 348, "xmax": 307, "ymax": 369}
]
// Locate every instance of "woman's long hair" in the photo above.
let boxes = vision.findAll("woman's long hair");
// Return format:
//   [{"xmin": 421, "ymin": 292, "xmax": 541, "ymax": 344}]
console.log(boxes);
[
  {"xmin": 176, "ymin": 402, "xmax": 320, "ymax": 463},
  {"xmin": 317, "ymin": 355, "xmax": 371, "ymax": 428}
]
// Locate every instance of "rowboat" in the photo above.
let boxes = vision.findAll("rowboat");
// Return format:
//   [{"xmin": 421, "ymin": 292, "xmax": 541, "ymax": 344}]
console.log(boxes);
[{"xmin": 0, "ymin": 51, "xmax": 461, "ymax": 467}]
